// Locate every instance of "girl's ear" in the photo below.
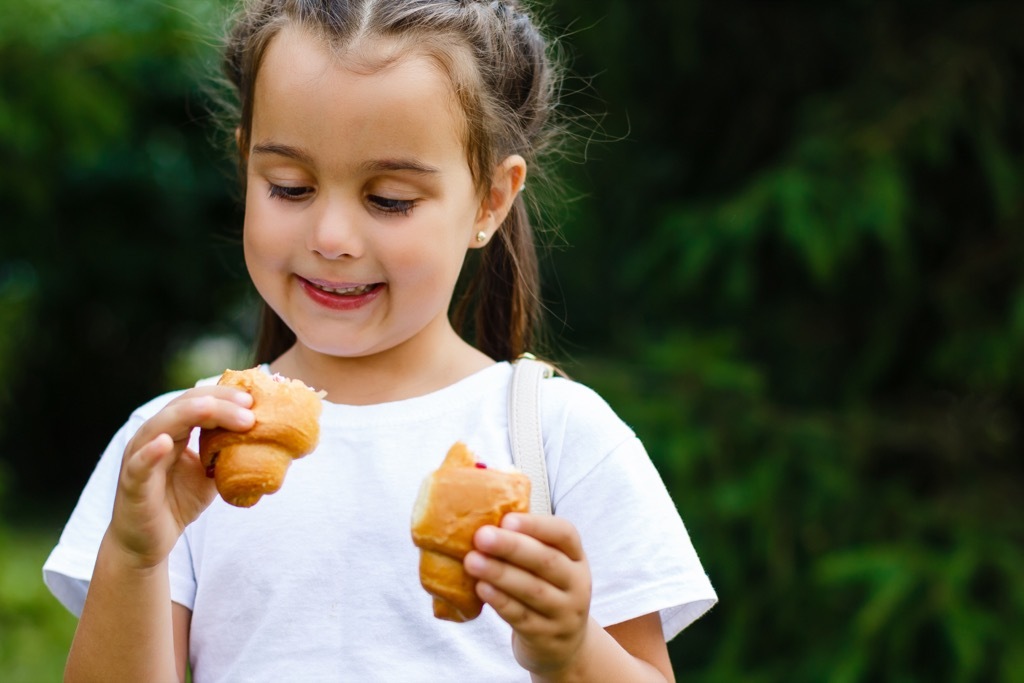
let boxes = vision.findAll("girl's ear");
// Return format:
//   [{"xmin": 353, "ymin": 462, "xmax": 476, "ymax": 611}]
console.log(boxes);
[{"xmin": 471, "ymin": 154, "xmax": 527, "ymax": 248}]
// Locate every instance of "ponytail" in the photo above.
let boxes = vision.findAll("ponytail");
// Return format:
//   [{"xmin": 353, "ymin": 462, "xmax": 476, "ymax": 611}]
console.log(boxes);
[
  {"xmin": 454, "ymin": 194, "xmax": 540, "ymax": 361},
  {"xmin": 253, "ymin": 303, "xmax": 294, "ymax": 366}
]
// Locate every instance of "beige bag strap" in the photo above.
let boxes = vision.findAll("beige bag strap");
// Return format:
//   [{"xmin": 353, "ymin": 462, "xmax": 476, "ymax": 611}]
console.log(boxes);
[{"xmin": 508, "ymin": 354, "xmax": 554, "ymax": 515}]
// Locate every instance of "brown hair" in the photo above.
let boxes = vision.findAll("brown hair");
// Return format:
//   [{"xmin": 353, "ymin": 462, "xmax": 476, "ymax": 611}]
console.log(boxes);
[{"xmin": 220, "ymin": 0, "xmax": 563, "ymax": 364}]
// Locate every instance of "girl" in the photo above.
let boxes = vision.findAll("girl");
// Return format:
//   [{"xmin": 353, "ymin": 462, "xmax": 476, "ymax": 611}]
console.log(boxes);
[{"xmin": 44, "ymin": 1, "xmax": 716, "ymax": 681}]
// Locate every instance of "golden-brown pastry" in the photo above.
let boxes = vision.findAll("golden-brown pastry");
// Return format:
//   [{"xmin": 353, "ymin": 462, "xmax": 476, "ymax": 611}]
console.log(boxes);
[
  {"xmin": 410, "ymin": 442, "xmax": 531, "ymax": 622},
  {"xmin": 199, "ymin": 368, "xmax": 324, "ymax": 508}
]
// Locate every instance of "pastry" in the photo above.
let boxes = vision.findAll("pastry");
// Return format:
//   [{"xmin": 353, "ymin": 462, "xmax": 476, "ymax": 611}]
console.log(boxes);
[
  {"xmin": 411, "ymin": 442, "xmax": 531, "ymax": 622},
  {"xmin": 199, "ymin": 368, "xmax": 324, "ymax": 507}
]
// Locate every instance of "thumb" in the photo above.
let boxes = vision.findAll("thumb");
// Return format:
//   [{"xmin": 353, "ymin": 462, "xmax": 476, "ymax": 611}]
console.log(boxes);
[{"xmin": 175, "ymin": 447, "xmax": 218, "ymax": 497}]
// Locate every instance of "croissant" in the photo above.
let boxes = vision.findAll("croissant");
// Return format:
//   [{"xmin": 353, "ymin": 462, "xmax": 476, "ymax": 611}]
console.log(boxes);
[
  {"xmin": 199, "ymin": 368, "xmax": 324, "ymax": 508},
  {"xmin": 410, "ymin": 442, "xmax": 530, "ymax": 622}
]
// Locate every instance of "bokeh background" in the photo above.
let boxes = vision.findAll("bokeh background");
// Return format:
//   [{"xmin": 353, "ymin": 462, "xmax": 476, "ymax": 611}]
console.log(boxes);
[{"xmin": 2, "ymin": 0, "xmax": 1022, "ymax": 680}]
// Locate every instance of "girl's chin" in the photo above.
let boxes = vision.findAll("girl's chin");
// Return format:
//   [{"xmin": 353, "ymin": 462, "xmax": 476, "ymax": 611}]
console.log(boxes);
[
  {"xmin": 288, "ymin": 331, "xmax": 436, "ymax": 364},
  {"xmin": 285, "ymin": 327, "xmax": 399, "ymax": 360}
]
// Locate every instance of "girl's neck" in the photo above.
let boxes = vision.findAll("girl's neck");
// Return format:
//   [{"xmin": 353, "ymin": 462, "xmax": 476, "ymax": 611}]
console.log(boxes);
[{"xmin": 268, "ymin": 328, "xmax": 494, "ymax": 406}]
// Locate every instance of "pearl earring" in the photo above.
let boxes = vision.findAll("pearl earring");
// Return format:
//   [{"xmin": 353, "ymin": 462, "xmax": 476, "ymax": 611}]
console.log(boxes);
[{"xmin": 475, "ymin": 231, "xmax": 488, "ymax": 243}]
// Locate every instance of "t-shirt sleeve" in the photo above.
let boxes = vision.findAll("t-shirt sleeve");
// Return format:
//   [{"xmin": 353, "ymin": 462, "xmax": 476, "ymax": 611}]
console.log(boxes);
[
  {"xmin": 42, "ymin": 420, "xmax": 135, "ymax": 617},
  {"xmin": 168, "ymin": 532, "xmax": 197, "ymax": 610},
  {"xmin": 42, "ymin": 389, "xmax": 189, "ymax": 617},
  {"xmin": 545, "ymin": 381, "xmax": 717, "ymax": 640}
]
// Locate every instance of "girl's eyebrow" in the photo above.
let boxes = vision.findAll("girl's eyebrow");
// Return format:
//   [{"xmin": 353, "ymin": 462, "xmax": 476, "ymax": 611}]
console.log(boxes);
[
  {"xmin": 359, "ymin": 158, "xmax": 440, "ymax": 176},
  {"xmin": 250, "ymin": 141, "xmax": 315, "ymax": 165},
  {"xmin": 250, "ymin": 142, "xmax": 439, "ymax": 176}
]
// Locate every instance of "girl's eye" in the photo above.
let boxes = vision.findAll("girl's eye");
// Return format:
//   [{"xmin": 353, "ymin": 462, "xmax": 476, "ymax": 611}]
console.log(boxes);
[
  {"xmin": 267, "ymin": 183, "xmax": 313, "ymax": 201},
  {"xmin": 368, "ymin": 195, "xmax": 415, "ymax": 216}
]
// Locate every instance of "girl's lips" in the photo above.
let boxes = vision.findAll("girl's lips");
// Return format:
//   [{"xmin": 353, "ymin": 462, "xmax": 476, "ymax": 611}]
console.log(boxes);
[{"xmin": 298, "ymin": 276, "xmax": 383, "ymax": 311}]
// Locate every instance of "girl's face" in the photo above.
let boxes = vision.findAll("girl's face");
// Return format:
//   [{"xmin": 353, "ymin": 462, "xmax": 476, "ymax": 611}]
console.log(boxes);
[{"xmin": 243, "ymin": 26, "xmax": 502, "ymax": 364}]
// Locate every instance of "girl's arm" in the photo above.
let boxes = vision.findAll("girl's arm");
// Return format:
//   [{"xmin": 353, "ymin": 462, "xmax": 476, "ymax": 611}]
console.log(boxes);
[
  {"xmin": 67, "ymin": 562, "xmax": 194, "ymax": 683},
  {"xmin": 466, "ymin": 514, "xmax": 675, "ymax": 683},
  {"xmin": 173, "ymin": 603, "xmax": 192, "ymax": 681},
  {"xmin": 605, "ymin": 613, "xmax": 675, "ymax": 681},
  {"xmin": 66, "ymin": 534, "xmax": 180, "ymax": 683},
  {"xmin": 64, "ymin": 389, "xmax": 254, "ymax": 683},
  {"xmin": 555, "ymin": 613, "xmax": 674, "ymax": 682}
]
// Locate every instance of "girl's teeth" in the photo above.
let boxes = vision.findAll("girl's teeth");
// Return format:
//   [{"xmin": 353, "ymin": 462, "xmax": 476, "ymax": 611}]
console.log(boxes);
[{"xmin": 318, "ymin": 284, "xmax": 372, "ymax": 295}]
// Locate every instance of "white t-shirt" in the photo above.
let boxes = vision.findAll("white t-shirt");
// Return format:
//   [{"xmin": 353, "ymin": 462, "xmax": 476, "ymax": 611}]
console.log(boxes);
[{"xmin": 44, "ymin": 362, "xmax": 716, "ymax": 682}]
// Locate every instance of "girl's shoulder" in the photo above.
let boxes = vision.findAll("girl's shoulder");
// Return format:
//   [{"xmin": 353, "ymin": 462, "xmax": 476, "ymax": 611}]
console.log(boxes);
[
  {"xmin": 544, "ymin": 372, "xmax": 632, "ymax": 424},
  {"xmin": 538, "ymin": 372, "xmax": 639, "ymax": 459},
  {"xmin": 465, "ymin": 360, "xmax": 632, "ymax": 437},
  {"xmin": 544, "ymin": 373, "xmax": 619, "ymax": 414}
]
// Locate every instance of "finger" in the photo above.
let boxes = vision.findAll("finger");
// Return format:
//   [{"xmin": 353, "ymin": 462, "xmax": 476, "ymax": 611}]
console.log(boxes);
[
  {"xmin": 476, "ymin": 579, "xmax": 533, "ymax": 626},
  {"xmin": 199, "ymin": 384, "xmax": 254, "ymax": 407},
  {"xmin": 466, "ymin": 549, "xmax": 567, "ymax": 618},
  {"xmin": 168, "ymin": 444, "xmax": 216, "ymax": 486},
  {"xmin": 474, "ymin": 575, "xmax": 551, "ymax": 633},
  {"xmin": 167, "ymin": 447, "xmax": 218, "ymax": 509},
  {"xmin": 473, "ymin": 523, "xmax": 580, "ymax": 591},
  {"xmin": 502, "ymin": 514, "xmax": 586, "ymax": 563},
  {"xmin": 134, "ymin": 394, "xmax": 255, "ymax": 448},
  {"xmin": 165, "ymin": 394, "xmax": 256, "ymax": 436}
]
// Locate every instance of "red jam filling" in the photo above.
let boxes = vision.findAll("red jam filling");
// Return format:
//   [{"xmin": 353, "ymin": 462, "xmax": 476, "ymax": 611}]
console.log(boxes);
[{"xmin": 474, "ymin": 462, "xmax": 488, "ymax": 469}]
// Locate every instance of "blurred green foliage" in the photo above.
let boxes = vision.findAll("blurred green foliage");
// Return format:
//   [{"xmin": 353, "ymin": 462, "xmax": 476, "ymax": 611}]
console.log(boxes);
[
  {"xmin": 0, "ymin": 0, "xmax": 248, "ymax": 504},
  {"xmin": 0, "ymin": 528, "xmax": 77, "ymax": 682},
  {"xmin": 544, "ymin": 1, "xmax": 1024, "ymax": 680},
  {"xmin": 1, "ymin": 0, "xmax": 1022, "ymax": 681}
]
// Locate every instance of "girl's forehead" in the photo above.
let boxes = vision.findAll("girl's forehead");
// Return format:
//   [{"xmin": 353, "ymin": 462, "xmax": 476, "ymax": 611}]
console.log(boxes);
[
  {"xmin": 252, "ymin": 25, "xmax": 469, "ymax": 166},
  {"xmin": 259, "ymin": 24, "xmax": 455, "ymax": 102}
]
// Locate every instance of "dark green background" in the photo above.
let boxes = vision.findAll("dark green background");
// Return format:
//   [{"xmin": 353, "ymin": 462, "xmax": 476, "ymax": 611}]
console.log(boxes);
[{"xmin": 1, "ymin": 0, "xmax": 1021, "ymax": 680}]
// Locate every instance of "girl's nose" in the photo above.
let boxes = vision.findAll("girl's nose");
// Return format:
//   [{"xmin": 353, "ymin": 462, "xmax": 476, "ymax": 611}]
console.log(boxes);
[{"xmin": 307, "ymin": 200, "xmax": 363, "ymax": 259}]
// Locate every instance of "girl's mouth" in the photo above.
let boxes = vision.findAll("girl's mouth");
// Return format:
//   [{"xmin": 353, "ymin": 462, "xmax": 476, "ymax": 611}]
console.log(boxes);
[{"xmin": 299, "ymin": 277, "xmax": 384, "ymax": 310}]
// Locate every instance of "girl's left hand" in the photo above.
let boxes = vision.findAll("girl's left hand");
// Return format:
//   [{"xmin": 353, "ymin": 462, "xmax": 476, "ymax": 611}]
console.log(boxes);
[{"xmin": 464, "ymin": 513, "xmax": 592, "ymax": 677}]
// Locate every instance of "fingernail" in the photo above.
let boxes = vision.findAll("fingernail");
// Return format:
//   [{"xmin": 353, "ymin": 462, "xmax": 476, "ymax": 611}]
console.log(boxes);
[
  {"xmin": 476, "ymin": 526, "xmax": 497, "ymax": 548},
  {"xmin": 465, "ymin": 552, "xmax": 486, "ymax": 573},
  {"xmin": 231, "ymin": 391, "xmax": 253, "ymax": 407},
  {"xmin": 237, "ymin": 408, "xmax": 255, "ymax": 426},
  {"xmin": 502, "ymin": 514, "xmax": 521, "ymax": 531}
]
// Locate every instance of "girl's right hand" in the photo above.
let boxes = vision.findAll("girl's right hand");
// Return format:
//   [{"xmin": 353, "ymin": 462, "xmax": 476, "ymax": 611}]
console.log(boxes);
[{"xmin": 110, "ymin": 386, "xmax": 255, "ymax": 569}]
